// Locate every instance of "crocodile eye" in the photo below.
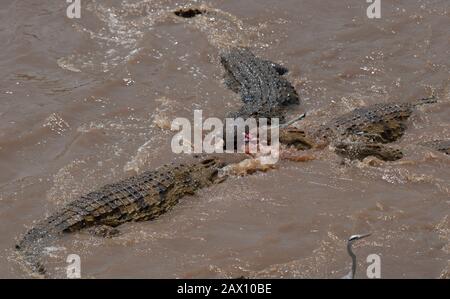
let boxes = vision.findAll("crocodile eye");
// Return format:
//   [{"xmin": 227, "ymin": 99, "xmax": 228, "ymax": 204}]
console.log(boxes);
[
  {"xmin": 174, "ymin": 8, "xmax": 204, "ymax": 18},
  {"xmin": 211, "ymin": 169, "xmax": 219, "ymax": 178},
  {"xmin": 201, "ymin": 158, "xmax": 215, "ymax": 165}
]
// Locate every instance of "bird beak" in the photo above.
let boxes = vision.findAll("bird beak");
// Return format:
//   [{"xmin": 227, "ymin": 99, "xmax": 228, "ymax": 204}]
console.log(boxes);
[
  {"xmin": 297, "ymin": 113, "xmax": 306, "ymax": 121},
  {"xmin": 359, "ymin": 233, "xmax": 372, "ymax": 239}
]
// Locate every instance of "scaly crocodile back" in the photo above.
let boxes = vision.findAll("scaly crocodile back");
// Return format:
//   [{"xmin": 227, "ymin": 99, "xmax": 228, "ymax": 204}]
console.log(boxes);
[
  {"xmin": 16, "ymin": 157, "xmax": 225, "ymax": 276},
  {"xmin": 315, "ymin": 102, "xmax": 417, "ymax": 143},
  {"xmin": 220, "ymin": 48, "xmax": 300, "ymax": 121},
  {"xmin": 314, "ymin": 93, "xmax": 437, "ymax": 144}
]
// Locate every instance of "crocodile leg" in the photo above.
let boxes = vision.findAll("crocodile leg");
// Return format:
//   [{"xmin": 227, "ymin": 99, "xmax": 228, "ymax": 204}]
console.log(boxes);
[
  {"xmin": 264, "ymin": 60, "xmax": 289, "ymax": 75},
  {"xmin": 334, "ymin": 142, "xmax": 404, "ymax": 161},
  {"xmin": 351, "ymin": 120, "xmax": 407, "ymax": 144},
  {"xmin": 87, "ymin": 225, "xmax": 121, "ymax": 238}
]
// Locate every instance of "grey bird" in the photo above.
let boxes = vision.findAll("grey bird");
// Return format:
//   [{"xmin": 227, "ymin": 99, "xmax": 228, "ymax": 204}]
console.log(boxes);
[{"xmin": 341, "ymin": 233, "xmax": 372, "ymax": 279}]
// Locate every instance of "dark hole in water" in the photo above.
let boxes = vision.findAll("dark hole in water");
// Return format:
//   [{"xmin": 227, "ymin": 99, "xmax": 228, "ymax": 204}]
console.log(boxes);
[{"xmin": 174, "ymin": 8, "xmax": 204, "ymax": 18}]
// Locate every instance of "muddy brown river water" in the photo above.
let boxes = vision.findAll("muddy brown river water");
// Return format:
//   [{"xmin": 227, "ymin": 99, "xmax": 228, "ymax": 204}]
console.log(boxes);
[{"xmin": 0, "ymin": 0, "xmax": 449, "ymax": 278}]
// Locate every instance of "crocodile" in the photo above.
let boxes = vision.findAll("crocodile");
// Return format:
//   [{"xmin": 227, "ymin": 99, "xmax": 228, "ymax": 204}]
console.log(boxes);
[
  {"xmin": 220, "ymin": 47, "xmax": 300, "ymax": 122},
  {"xmin": 279, "ymin": 95, "xmax": 438, "ymax": 161},
  {"xmin": 15, "ymin": 155, "xmax": 243, "ymax": 276},
  {"xmin": 218, "ymin": 48, "xmax": 438, "ymax": 161}
]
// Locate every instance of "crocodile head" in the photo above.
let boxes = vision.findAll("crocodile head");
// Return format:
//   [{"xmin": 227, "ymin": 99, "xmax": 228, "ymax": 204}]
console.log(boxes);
[
  {"xmin": 184, "ymin": 157, "xmax": 226, "ymax": 187},
  {"xmin": 190, "ymin": 154, "xmax": 249, "ymax": 186},
  {"xmin": 279, "ymin": 127, "xmax": 315, "ymax": 150}
]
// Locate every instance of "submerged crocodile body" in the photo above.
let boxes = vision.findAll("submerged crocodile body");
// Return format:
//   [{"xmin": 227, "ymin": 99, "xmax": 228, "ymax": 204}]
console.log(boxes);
[
  {"xmin": 16, "ymin": 156, "xmax": 235, "ymax": 276},
  {"xmin": 218, "ymin": 48, "xmax": 442, "ymax": 161},
  {"xmin": 279, "ymin": 96, "xmax": 438, "ymax": 161},
  {"xmin": 220, "ymin": 47, "xmax": 300, "ymax": 122},
  {"xmin": 420, "ymin": 139, "xmax": 450, "ymax": 155}
]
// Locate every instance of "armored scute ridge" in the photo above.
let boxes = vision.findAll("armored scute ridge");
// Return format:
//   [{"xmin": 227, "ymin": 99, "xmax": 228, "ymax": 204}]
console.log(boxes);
[
  {"xmin": 16, "ymin": 157, "xmax": 229, "ymax": 276},
  {"xmin": 315, "ymin": 97, "xmax": 437, "ymax": 143},
  {"xmin": 220, "ymin": 47, "xmax": 300, "ymax": 122},
  {"xmin": 279, "ymin": 96, "xmax": 438, "ymax": 161}
]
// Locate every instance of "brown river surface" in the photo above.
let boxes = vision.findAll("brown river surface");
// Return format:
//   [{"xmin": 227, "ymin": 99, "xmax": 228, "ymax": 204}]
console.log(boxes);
[{"xmin": 0, "ymin": 0, "xmax": 449, "ymax": 278}]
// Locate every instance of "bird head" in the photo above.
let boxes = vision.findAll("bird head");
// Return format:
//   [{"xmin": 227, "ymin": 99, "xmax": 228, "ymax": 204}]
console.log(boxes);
[{"xmin": 348, "ymin": 233, "xmax": 371, "ymax": 243}]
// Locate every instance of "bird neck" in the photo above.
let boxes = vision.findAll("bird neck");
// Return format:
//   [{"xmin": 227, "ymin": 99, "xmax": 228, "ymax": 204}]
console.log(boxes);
[{"xmin": 347, "ymin": 242, "xmax": 357, "ymax": 279}]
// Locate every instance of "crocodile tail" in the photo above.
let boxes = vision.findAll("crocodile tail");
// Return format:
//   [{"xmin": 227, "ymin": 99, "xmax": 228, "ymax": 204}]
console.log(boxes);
[
  {"xmin": 15, "ymin": 224, "xmax": 56, "ymax": 277},
  {"xmin": 413, "ymin": 94, "xmax": 437, "ymax": 106},
  {"xmin": 17, "ymin": 248, "xmax": 47, "ymax": 277}
]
